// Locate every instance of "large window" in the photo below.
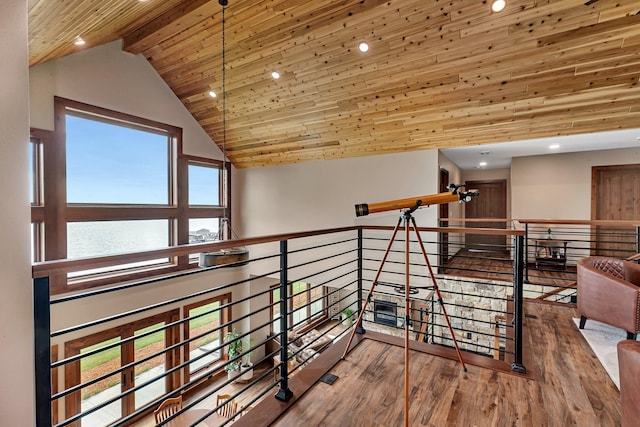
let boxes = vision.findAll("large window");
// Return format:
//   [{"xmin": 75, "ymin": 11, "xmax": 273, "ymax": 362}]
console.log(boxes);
[
  {"xmin": 66, "ymin": 113, "xmax": 169, "ymax": 204},
  {"xmin": 271, "ymin": 282, "xmax": 327, "ymax": 334},
  {"xmin": 31, "ymin": 97, "xmax": 231, "ymax": 293},
  {"xmin": 183, "ymin": 294, "xmax": 231, "ymax": 381},
  {"xmin": 188, "ymin": 163, "xmax": 220, "ymax": 206},
  {"xmin": 63, "ymin": 311, "xmax": 179, "ymax": 426},
  {"xmin": 29, "ymin": 133, "xmax": 45, "ymax": 263}
]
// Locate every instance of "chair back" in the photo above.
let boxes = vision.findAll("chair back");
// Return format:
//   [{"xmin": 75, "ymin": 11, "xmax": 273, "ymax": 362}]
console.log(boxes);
[
  {"xmin": 154, "ymin": 396, "xmax": 183, "ymax": 423},
  {"xmin": 216, "ymin": 394, "xmax": 238, "ymax": 419}
]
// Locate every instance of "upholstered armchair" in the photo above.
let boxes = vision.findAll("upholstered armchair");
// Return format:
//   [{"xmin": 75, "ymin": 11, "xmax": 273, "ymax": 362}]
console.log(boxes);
[
  {"xmin": 577, "ymin": 257, "xmax": 640, "ymax": 340},
  {"xmin": 618, "ymin": 340, "xmax": 640, "ymax": 427}
]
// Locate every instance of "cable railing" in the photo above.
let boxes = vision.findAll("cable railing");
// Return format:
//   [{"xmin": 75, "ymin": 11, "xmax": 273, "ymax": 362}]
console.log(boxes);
[
  {"xmin": 34, "ymin": 228, "xmax": 359, "ymax": 427},
  {"xmin": 359, "ymin": 225, "xmax": 524, "ymax": 370},
  {"xmin": 40, "ymin": 220, "xmax": 640, "ymax": 426},
  {"xmin": 520, "ymin": 219, "xmax": 640, "ymax": 303}
]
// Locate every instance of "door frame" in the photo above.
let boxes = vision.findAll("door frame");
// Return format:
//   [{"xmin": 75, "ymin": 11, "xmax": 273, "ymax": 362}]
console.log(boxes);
[
  {"xmin": 591, "ymin": 163, "xmax": 640, "ymax": 257},
  {"xmin": 464, "ymin": 179, "xmax": 508, "ymax": 252}
]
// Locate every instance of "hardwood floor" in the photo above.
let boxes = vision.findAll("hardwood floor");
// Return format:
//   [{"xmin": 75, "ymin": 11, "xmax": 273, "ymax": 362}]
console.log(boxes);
[
  {"xmin": 268, "ymin": 301, "xmax": 620, "ymax": 426},
  {"xmin": 134, "ymin": 253, "xmax": 617, "ymax": 426},
  {"xmin": 443, "ymin": 249, "xmax": 578, "ymax": 302}
]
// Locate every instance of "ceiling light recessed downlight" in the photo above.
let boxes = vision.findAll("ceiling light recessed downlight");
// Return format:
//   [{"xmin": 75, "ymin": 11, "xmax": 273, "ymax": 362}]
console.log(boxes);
[
  {"xmin": 549, "ymin": 144, "xmax": 560, "ymax": 149},
  {"xmin": 479, "ymin": 161, "xmax": 488, "ymax": 167},
  {"xmin": 491, "ymin": 0, "xmax": 506, "ymax": 12},
  {"xmin": 74, "ymin": 36, "xmax": 86, "ymax": 46},
  {"xmin": 271, "ymin": 71, "xmax": 280, "ymax": 80},
  {"xmin": 209, "ymin": 91, "xmax": 217, "ymax": 98},
  {"xmin": 358, "ymin": 42, "xmax": 369, "ymax": 53}
]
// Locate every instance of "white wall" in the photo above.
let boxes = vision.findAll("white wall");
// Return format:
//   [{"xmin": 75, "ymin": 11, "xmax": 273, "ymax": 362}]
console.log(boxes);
[
  {"xmin": 236, "ymin": 150, "xmax": 442, "ymax": 307},
  {"xmin": 511, "ymin": 147, "xmax": 640, "ymax": 219},
  {"xmin": 29, "ymin": 40, "xmax": 223, "ymax": 161},
  {"xmin": 0, "ymin": 0, "xmax": 34, "ymax": 424},
  {"xmin": 236, "ymin": 149, "xmax": 440, "ymax": 238},
  {"xmin": 438, "ymin": 151, "xmax": 464, "ymax": 219}
]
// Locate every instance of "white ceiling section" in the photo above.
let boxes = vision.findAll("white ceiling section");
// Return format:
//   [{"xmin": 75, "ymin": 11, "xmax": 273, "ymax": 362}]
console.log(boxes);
[{"xmin": 441, "ymin": 128, "xmax": 640, "ymax": 170}]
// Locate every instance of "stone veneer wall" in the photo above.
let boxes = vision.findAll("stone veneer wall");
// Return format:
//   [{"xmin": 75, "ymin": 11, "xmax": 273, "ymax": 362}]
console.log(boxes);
[{"xmin": 362, "ymin": 275, "xmax": 512, "ymax": 357}]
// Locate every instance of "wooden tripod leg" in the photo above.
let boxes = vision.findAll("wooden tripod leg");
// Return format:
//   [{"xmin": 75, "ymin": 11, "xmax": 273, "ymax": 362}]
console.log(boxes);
[
  {"xmin": 341, "ymin": 216, "xmax": 403, "ymax": 360},
  {"xmin": 411, "ymin": 217, "xmax": 467, "ymax": 372}
]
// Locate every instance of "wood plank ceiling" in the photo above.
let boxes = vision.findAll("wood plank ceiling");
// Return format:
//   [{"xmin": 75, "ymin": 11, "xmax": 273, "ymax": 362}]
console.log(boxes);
[{"xmin": 28, "ymin": 0, "xmax": 640, "ymax": 168}]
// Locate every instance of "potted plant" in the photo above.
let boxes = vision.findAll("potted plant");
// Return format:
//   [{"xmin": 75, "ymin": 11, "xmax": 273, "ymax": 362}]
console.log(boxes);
[
  {"xmin": 239, "ymin": 337, "xmax": 254, "ymax": 381},
  {"xmin": 224, "ymin": 330, "xmax": 243, "ymax": 380},
  {"xmin": 341, "ymin": 308, "xmax": 355, "ymax": 327}
]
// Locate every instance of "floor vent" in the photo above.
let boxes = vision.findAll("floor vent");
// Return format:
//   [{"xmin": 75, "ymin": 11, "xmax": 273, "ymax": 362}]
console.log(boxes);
[{"xmin": 320, "ymin": 373, "xmax": 338, "ymax": 385}]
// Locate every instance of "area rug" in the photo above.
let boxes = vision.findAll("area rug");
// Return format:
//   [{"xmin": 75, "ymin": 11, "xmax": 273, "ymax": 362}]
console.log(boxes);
[{"xmin": 572, "ymin": 318, "xmax": 627, "ymax": 389}]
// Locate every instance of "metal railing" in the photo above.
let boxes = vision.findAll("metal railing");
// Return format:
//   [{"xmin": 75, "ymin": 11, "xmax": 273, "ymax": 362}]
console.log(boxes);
[
  {"xmin": 33, "ymin": 223, "xmax": 543, "ymax": 426},
  {"xmin": 358, "ymin": 224, "xmax": 525, "ymax": 372},
  {"xmin": 520, "ymin": 219, "xmax": 640, "ymax": 303}
]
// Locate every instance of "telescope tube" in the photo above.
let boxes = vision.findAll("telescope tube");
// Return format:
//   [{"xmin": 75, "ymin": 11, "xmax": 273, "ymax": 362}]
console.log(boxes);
[{"xmin": 355, "ymin": 191, "xmax": 462, "ymax": 217}]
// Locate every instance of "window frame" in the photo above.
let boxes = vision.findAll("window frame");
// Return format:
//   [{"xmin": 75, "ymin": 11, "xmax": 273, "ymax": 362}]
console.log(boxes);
[
  {"xmin": 182, "ymin": 155, "xmax": 231, "ymax": 248},
  {"xmin": 270, "ymin": 282, "xmax": 328, "ymax": 335},
  {"xmin": 182, "ymin": 293, "xmax": 232, "ymax": 382},
  {"xmin": 31, "ymin": 97, "xmax": 232, "ymax": 294},
  {"xmin": 62, "ymin": 309, "xmax": 180, "ymax": 425},
  {"xmin": 29, "ymin": 129, "xmax": 48, "ymax": 263}
]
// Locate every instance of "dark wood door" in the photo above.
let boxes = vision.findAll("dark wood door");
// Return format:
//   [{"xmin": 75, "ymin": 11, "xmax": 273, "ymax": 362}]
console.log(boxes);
[
  {"xmin": 439, "ymin": 169, "xmax": 449, "ymax": 271},
  {"xmin": 464, "ymin": 179, "xmax": 507, "ymax": 252},
  {"xmin": 592, "ymin": 164, "xmax": 640, "ymax": 258}
]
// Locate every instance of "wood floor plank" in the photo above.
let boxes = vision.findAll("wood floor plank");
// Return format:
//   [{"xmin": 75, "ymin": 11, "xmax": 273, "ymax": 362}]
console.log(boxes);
[{"xmin": 270, "ymin": 302, "xmax": 620, "ymax": 426}]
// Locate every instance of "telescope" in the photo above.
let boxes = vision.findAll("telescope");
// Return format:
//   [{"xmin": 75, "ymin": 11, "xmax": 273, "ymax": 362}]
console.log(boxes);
[{"xmin": 355, "ymin": 184, "xmax": 479, "ymax": 217}]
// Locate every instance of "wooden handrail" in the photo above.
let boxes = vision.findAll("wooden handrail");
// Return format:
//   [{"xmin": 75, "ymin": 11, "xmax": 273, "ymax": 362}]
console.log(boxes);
[
  {"xmin": 33, "ymin": 218, "xmax": 637, "ymax": 278},
  {"xmin": 438, "ymin": 218, "xmax": 514, "ymax": 223},
  {"xmin": 32, "ymin": 226, "xmax": 358, "ymax": 278},
  {"xmin": 517, "ymin": 219, "xmax": 640, "ymax": 227}
]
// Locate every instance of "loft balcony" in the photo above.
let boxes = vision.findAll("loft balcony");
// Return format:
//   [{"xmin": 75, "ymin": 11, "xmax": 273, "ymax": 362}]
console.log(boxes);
[{"xmin": 32, "ymin": 220, "xmax": 637, "ymax": 426}]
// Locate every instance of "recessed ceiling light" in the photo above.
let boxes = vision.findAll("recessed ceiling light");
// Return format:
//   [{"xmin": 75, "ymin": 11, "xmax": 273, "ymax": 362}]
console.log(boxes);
[
  {"xmin": 358, "ymin": 42, "xmax": 369, "ymax": 53},
  {"xmin": 74, "ymin": 36, "xmax": 86, "ymax": 46},
  {"xmin": 208, "ymin": 91, "xmax": 217, "ymax": 98},
  {"xmin": 549, "ymin": 144, "xmax": 560, "ymax": 149},
  {"xmin": 491, "ymin": 0, "xmax": 506, "ymax": 12},
  {"xmin": 271, "ymin": 71, "xmax": 280, "ymax": 80},
  {"xmin": 479, "ymin": 161, "xmax": 488, "ymax": 167}
]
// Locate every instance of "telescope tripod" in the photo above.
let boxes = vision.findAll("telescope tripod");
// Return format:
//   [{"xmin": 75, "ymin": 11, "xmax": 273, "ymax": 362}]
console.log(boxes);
[{"xmin": 341, "ymin": 205, "xmax": 467, "ymax": 427}]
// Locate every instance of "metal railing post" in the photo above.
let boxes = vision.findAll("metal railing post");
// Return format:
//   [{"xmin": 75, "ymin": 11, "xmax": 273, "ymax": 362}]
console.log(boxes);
[
  {"xmin": 356, "ymin": 228, "xmax": 365, "ymax": 334},
  {"xmin": 34, "ymin": 277, "xmax": 52, "ymax": 427},
  {"xmin": 275, "ymin": 240, "xmax": 293, "ymax": 401},
  {"xmin": 512, "ymin": 235, "xmax": 527, "ymax": 374}
]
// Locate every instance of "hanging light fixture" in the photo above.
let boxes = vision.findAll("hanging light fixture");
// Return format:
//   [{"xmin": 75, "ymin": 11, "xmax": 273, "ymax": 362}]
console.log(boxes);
[{"xmin": 199, "ymin": 0, "xmax": 249, "ymax": 268}]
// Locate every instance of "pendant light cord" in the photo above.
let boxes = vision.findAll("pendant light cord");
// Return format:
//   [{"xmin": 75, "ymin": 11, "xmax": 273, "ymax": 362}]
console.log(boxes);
[{"xmin": 220, "ymin": 1, "xmax": 228, "ymax": 238}]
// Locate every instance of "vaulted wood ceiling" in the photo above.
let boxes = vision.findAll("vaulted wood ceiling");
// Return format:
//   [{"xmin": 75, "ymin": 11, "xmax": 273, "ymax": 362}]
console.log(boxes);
[{"xmin": 28, "ymin": 0, "xmax": 640, "ymax": 168}]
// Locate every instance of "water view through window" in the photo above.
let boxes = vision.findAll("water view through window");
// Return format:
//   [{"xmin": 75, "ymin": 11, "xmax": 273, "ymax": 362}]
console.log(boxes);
[{"xmin": 67, "ymin": 220, "xmax": 170, "ymax": 259}]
